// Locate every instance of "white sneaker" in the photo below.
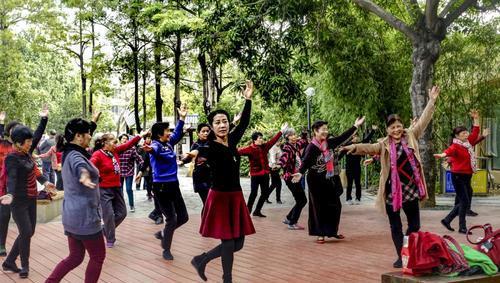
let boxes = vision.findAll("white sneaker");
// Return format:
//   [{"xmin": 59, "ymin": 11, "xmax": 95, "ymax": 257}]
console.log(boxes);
[
  {"xmin": 354, "ymin": 200, "xmax": 361, "ymax": 205},
  {"xmin": 346, "ymin": 200, "xmax": 354, "ymax": 205}
]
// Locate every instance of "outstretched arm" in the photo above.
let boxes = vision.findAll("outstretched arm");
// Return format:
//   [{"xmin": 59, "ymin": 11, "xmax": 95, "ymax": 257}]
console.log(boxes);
[{"xmin": 230, "ymin": 81, "xmax": 253, "ymax": 145}]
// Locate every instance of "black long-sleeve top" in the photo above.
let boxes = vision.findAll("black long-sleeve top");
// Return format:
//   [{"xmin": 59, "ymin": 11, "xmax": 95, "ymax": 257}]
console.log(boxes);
[
  {"xmin": 197, "ymin": 99, "xmax": 251, "ymax": 192},
  {"xmin": 299, "ymin": 126, "xmax": 357, "ymax": 176},
  {"xmin": 6, "ymin": 117, "xmax": 48, "ymax": 199},
  {"xmin": 345, "ymin": 130, "xmax": 375, "ymax": 174}
]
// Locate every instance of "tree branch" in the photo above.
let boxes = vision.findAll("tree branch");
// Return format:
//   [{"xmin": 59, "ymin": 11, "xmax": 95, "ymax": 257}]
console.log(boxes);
[
  {"xmin": 402, "ymin": 0, "xmax": 423, "ymax": 19},
  {"xmin": 172, "ymin": 0, "xmax": 196, "ymax": 15},
  {"xmin": 425, "ymin": 0, "xmax": 440, "ymax": 28},
  {"xmin": 439, "ymin": 0, "xmax": 460, "ymax": 18},
  {"xmin": 352, "ymin": 0, "xmax": 418, "ymax": 42},
  {"xmin": 444, "ymin": 0, "xmax": 477, "ymax": 27}
]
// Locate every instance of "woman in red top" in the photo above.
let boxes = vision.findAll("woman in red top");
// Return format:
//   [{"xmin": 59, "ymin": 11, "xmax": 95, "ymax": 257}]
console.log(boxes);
[
  {"xmin": 90, "ymin": 132, "xmax": 146, "ymax": 247},
  {"xmin": 435, "ymin": 110, "xmax": 483, "ymax": 234}
]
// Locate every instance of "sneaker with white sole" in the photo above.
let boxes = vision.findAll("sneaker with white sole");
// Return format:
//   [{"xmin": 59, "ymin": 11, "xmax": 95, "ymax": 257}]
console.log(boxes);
[
  {"xmin": 288, "ymin": 224, "xmax": 305, "ymax": 230},
  {"xmin": 282, "ymin": 219, "xmax": 290, "ymax": 225}
]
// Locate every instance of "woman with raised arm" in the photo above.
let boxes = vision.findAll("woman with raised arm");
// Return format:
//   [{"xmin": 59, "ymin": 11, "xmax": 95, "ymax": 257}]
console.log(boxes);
[
  {"xmin": 90, "ymin": 129, "xmax": 147, "ymax": 248},
  {"xmin": 292, "ymin": 117, "xmax": 365, "ymax": 244},
  {"xmin": 190, "ymin": 81, "xmax": 255, "ymax": 283},
  {"xmin": 435, "ymin": 110, "xmax": 484, "ymax": 234},
  {"xmin": 46, "ymin": 116, "xmax": 105, "ymax": 283},
  {"xmin": 342, "ymin": 86, "xmax": 440, "ymax": 268}
]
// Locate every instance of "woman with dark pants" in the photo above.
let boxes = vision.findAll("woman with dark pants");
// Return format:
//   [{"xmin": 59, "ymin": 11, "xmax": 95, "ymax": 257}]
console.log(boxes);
[
  {"xmin": 46, "ymin": 117, "xmax": 105, "ymax": 283},
  {"xmin": 280, "ymin": 128, "xmax": 307, "ymax": 230},
  {"xmin": 35, "ymin": 134, "xmax": 65, "ymax": 190},
  {"xmin": 118, "ymin": 134, "xmax": 143, "ymax": 212},
  {"xmin": 342, "ymin": 86, "xmax": 440, "ymax": 268},
  {"xmin": 190, "ymin": 80, "xmax": 255, "ymax": 283},
  {"xmin": 436, "ymin": 110, "xmax": 483, "ymax": 234},
  {"xmin": 91, "ymin": 131, "xmax": 145, "ymax": 248},
  {"xmin": 146, "ymin": 105, "xmax": 188, "ymax": 261},
  {"xmin": 1, "ymin": 124, "xmax": 56, "ymax": 278},
  {"xmin": 180, "ymin": 123, "xmax": 212, "ymax": 206},
  {"xmin": 292, "ymin": 117, "xmax": 365, "ymax": 243},
  {"xmin": 267, "ymin": 141, "xmax": 283, "ymax": 204}
]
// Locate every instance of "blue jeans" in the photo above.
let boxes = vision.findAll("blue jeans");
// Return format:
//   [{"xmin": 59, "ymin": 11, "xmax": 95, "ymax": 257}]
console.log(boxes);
[
  {"xmin": 42, "ymin": 161, "xmax": 55, "ymax": 184},
  {"xmin": 120, "ymin": 176, "xmax": 134, "ymax": 208}
]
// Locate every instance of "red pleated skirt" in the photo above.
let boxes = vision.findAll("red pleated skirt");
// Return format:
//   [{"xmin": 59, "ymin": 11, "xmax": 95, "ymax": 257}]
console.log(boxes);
[{"xmin": 199, "ymin": 189, "xmax": 255, "ymax": 240}]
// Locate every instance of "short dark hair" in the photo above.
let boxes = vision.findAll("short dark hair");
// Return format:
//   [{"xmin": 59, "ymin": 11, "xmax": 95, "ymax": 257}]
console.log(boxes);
[
  {"xmin": 312, "ymin": 120, "xmax": 328, "ymax": 132},
  {"xmin": 5, "ymin": 121, "xmax": 22, "ymax": 137},
  {"xmin": 197, "ymin": 123, "xmax": 210, "ymax": 133},
  {"xmin": 11, "ymin": 126, "xmax": 33, "ymax": 145},
  {"xmin": 118, "ymin": 133, "xmax": 129, "ymax": 141},
  {"xmin": 251, "ymin": 132, "xmax": 263, "ymax": 141},
  {"xmin": 386, "ymin": 114, "xmax": 403, "ymax": 127},
  {"xmin": 151, "ymin": 122, "xmax": 170, "ymax": 140},
  {"xmin": 94, "ymin": 133, "xmax": 114, "ymax": 151},
  {"xmin": 64, "ymin": 118, "xmax": 92, "ymax": 143},
  {"xmin": 452, "ymin": 126, "xmax": 468, "ymax": 137},
  {"xmin": 207, "ymin": 109, "xmax": 230, "ymax": 126},
  {"xmin": 49, "ymin": 129, "xmax": 57, "ymax": 136}
]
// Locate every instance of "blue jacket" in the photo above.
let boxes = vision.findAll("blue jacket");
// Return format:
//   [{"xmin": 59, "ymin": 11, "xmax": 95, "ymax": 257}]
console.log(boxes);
[{"xmin": 150, "ymin": 120, "xmax": 185, "ymax": 183}]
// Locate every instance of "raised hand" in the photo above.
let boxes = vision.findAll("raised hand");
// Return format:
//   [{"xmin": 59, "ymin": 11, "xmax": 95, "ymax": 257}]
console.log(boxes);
[
  {"xmin": 232, "ymin": 112, "xmax": 242, "ymax": 124},
  {"xmin": 410, "ymin": 117, "xmax": 418, "ymax": 128},
  {"xmin": 354, "ymin": 116, "xmax": 365, "ymax": 128},
  {"xmin": 280, "ymin": 122, "xmax": 289, "ymax": 133},
  {"xmin": 0, "ymin": 111, "xmax": 5, "ymax": 122},
  {"xmin": 92, "ymin": 111, "xmax": 102, "ymax": 123},
  {"xmin": 177, "ymin": 103, "xmax": 188, "ymax": 120},
  {"xmin": 39, "ymin": 104, "xmax": 49, "ymax": 117},
  {"xmin": 0, "ymin": 194, "xmax": 13, "ymax": 205},
  {"xmin": 429, "ymin": 86, "xmax": 440, "ymax": 101},
  {"xmin": 470, "ymin": 109, "xmax": 479, "ymax": 120},
  {"xmin": 243, "ymin": 80, "xmax": 254, "ymax": 100},
  {"xmin": 371, "ymin": 124, "xmax": 378, "ymax": 130},
  {"xmin": 140, "ymin": 129, "xmax": 150, "ymax": 138}
]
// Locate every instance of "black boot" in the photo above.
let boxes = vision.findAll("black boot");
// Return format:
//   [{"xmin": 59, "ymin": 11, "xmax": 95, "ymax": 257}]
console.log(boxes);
[
  {"xmin": 162, "ymin": 250, "xmax": 174, "ymax": 260},
  {"xmin": 393, "ymin": 257, "xmax": 402, "ymax": 268},
  {"xmin": 441, "ymin": 219, "xmax": 455, "ymax": 232},
  {"xmin": 19, "ymin": 266, "xmax": 29, "ymax": 278},
  {"xmin": 191, "ymin": 253, "xmax": 208, "ymax": 281},
  {"xmin": 2, "ymin": 261, "xmax": 21, "ymax": 273}
]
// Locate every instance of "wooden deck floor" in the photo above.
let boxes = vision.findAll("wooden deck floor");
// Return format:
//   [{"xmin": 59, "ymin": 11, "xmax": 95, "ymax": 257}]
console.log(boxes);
[{"xmin": 2, "ymin": 203, "xmax": 499, "ymax": 283}]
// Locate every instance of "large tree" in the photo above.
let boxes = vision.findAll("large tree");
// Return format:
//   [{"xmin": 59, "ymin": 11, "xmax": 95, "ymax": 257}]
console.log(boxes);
[{"xmin": 351, "ymin": 0, "xmax": 498, "ymax": 205}]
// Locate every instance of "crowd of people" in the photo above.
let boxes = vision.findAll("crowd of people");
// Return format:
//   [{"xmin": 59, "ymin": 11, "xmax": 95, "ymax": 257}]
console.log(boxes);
[{"xmin": 0, "ymin": 83, "xmax": 491, "ymax": 282}]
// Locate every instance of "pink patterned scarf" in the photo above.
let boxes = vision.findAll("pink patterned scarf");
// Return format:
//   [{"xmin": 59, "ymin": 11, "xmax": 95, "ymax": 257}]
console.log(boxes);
[
  {"xmin": 311, "ymin": 137, "xmax": 334, "ymax": 178},
  {"xmin": 389, "ymin": 137, "xmax": 426, "ymax": 212},
  {"xmin": 452, "ymin": 138, "xmax": 477, "ymax": 172}
]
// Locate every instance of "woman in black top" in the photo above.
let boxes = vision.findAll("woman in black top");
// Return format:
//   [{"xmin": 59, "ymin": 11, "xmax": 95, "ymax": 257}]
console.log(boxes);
[
  {"xmin": 1, "ymin": 124, "xmax": 56, "ymax": 278},
  {"xmin": 190, "ymin": 80, "xmax": 255, "ymax": 283},
  {"xmin": 292, "ymin": 117, "xmax": 365, "ymax": 243}
]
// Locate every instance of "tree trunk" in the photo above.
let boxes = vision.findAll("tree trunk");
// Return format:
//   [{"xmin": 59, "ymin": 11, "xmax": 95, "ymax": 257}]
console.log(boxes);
[
  {"xmin": 89, "ymin": 19, "xmax": 95, "ymax": 116},
  {"xmin": 198, "ymin": 52, "xmax": 211, "ymax": 115},
  {"xmin": 79, "ymin": 16, "xmax": 87, "ymax": 118},
  {"xmin": 142, "ymin": 47, "xmax": 147, "ymax": 131},
  {"xmin": 209, "ymin": 62, "xmax": 217, "ymax": 107},
  {"xmin": 133, "ymin": 45, "xmax": 141, "ymax": 133},
  {"xmin": 154, "ymin": 39, "xmax": 163, "ymax": 122},
  {"xmin": 173, "ymin": 31, "xmax": 182, "ymax": 122},
  {"xmin": 410, "ymin": 36, "xmax": 441, "ymax": 207}
]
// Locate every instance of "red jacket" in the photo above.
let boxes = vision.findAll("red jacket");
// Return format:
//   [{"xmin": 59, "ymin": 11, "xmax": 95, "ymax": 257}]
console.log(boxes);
[
  {"xmin": 0, "ymin": 140, "xmax": 14, "ymax": 196},
  {"xmin": 444, "ymin": 126, "xmax": 480, "ymax": 174},
  {"xmin": 238, "ymin": 132, "xmax": 282, "ymax": 176},
  {"xmin": 90, "ymin": 135, "xmax": 141, "ymax": 188}
]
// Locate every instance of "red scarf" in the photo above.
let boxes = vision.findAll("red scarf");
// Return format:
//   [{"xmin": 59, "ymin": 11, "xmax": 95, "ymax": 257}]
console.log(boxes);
[{"xmin": 311, "ymin": 138, "xmax": 334, "ymax": 178}]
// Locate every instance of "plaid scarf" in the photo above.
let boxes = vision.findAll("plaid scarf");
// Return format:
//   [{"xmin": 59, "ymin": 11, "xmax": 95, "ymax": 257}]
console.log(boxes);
[
  {"xmin": 311, "ymin": 137, "xmax": 334, "ymax": 178},
  {"xmin": 452, "ymin": 138, "xmax": 477, "ymax": 173},
  {"xmin": 101, "ymin": 149, "xmax": 120, "ymax": 175},
  {"xmin": 389, "ymin": 137, "xmax": 426, "ymax": 212}
]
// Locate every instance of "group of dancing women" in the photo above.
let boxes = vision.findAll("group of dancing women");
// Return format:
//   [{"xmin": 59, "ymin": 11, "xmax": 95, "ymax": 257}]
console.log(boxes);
[{"xmin": 0, "ymin": 82, "xmax": 490, "ymax": 282}]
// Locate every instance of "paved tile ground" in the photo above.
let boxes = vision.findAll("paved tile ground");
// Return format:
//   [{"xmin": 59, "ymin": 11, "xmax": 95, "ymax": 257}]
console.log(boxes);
[{"xmin": 2, "ymin": 168, "xmax": 500, "ymax": 282}]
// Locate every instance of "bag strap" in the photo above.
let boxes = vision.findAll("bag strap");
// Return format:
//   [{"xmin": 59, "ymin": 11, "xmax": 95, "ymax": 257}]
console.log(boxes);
[
  {"xmin": 443, "ymin": 235, "xmax": 466, "ymax": 256},
  {"xmin": 466, "ymin": 224, "xmax": 489, "ymax": 244}
]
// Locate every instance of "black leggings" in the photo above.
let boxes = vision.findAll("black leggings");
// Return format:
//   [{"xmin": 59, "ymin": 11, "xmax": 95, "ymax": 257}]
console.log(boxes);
[
  {"xmin": 247, "ymin": 175, "xmax": 270, "ymax": 214},
  {"xmin": 346, "ymin": 171, "xmax": 361, "ymax": 201},
  {"xmin": 386, "ymin": 199, "xmax": 420, "ymax": 259},
  {"xmin": 6, "ymin": 198, "xmax": 37, "ymax": 268},
  {"xmin": 205, "ymin": 236, "xmax": 245, "ymax": 283},
  {"xmin": 285, "ymin": 180, "xmax": 307, "ymax": 225},
  {"xmin": 445, "ymin": 173, "xmax": 472, "ymax": 230},
  {"xmin": 0, "ymin": 204, "xmax": 11, "ymax": 247},
  {"xmin": 268, "ymin": 170, "xmax": 282, "ymax": 202}
]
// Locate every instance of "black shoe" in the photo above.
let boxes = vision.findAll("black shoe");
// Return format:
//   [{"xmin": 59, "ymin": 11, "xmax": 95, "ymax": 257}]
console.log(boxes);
[
  {"xmin": 191, "ymin": 253, "xmax": 208, "ymax": 281},
  {"xmin": 19, "ymin": 267, "xmax": 28, "ymax": 278},
  {"xmin": 162, "ymin": 250, "xmax": 174, "ymax": 260},
  {"xmin": 265, "ymin": 200, "xmax": 272, "ymax": 204},
  {"xmin": 459, "ymin": 228, "xmax": 472, "ymax": 235},
  {"xmin": 441, "ymin": 219, "xmax": 455, "ymax": 232},
  {"xmin": 154, "ymin": 231, "xmax": 163, "ymax": 240},
  {"xmin": 155, "ymin": 218, "xmax": 164, "ymax": 225},
  {"xmin": 393, "ymin": 258, "xmax": 402, "ymax": 268},
  {"xmin": 277, "ymin": 200, "xmax": 283, "ymax": 204},
  {"xmin": 467, "ymin": 210, "xmax": 478, "ymax": 217},
  {"xmin": 2, "ymin": 261, "xmax": 21, "ymax": 273},
  {"xmin": 252, "ymin": 212, "xmax": 267, "ymax": 218}
]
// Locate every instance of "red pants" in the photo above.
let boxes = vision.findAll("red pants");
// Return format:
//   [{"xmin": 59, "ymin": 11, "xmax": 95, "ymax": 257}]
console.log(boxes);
[{"xmin": 46, "ymin": 234, "xmax": 106, "ymax": 283}]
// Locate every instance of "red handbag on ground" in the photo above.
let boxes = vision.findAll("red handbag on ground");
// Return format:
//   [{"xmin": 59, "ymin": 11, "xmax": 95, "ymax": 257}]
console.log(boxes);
[{"xmin": 467, "ymin": 224, "xmax": 500, "ymax": 266}]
